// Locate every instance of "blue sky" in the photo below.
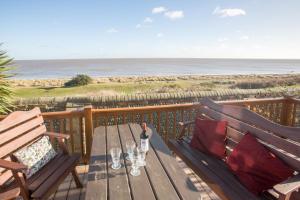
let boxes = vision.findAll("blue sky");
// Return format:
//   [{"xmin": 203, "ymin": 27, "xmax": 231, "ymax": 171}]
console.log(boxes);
[{"xmin": 1, "ymin": 0, "xmax": 300, "ymax": 60}]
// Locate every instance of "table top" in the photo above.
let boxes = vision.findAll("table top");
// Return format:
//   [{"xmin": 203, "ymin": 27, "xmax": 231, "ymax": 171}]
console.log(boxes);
[{"xmin": 85, "ymin": 123, "xmax": 201, "ymax": 200}]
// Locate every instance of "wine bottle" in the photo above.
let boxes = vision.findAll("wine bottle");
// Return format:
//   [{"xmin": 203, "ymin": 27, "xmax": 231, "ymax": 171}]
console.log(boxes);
[{"xmin": 140, "ymin": 122, "xmax": 149, "ymax": 152}]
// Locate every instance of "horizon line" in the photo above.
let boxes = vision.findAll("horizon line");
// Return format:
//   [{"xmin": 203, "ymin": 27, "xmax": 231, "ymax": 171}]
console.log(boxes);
[{"xmin": 15, "ymin": 57, "xmax": 300, "ymax": 61}]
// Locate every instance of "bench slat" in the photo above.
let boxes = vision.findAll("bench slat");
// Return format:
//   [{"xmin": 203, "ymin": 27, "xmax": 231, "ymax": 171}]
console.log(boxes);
[
  {"xmin": 0, "ymin": 125, "xmax": 46, "ymax": 158},
  {"xmin": 0, "ymin": 107, "xmax": 42, "ymax": 133},
  {"xmin": 201, "ymin": 98, "xmax": 300, "ymax": 142},
  {"xmin": 169, "ymin": 139, "xmax": 261, "ymax": 200},
  {"xmin": 0, "ymin": 116, "xmax": 44, "ymax": 146},
  {"xmin": 31, "ymin": 154, "xmax": 80, "ymax": 199},
  {"xmin": 200, "ymin": 107, "xmax": 300, "ymax": 171}
]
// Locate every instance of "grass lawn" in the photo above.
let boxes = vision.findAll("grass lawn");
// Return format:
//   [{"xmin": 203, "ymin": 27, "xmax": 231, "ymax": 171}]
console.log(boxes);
[
  {"xmin": 13, "ymin": 76, "xmax": 300, "ymax": 99},
  {"xmin": 13, "ymin": 81, "xmax": 195, "ymax": 98}
]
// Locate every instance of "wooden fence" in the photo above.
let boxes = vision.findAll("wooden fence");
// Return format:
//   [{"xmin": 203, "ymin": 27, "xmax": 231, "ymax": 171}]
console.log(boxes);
[{"xmin": 1, "ymin": 96, "xmax": 299, "ymax": 163}]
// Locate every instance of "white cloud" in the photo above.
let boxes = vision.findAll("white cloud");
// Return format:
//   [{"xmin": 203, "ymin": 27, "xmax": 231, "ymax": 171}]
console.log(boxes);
[
  {"xmin": 240, "ymin": 35, "xmax": 249, "ymax": 40},
  {"xmin": 213, "ymin": 6, "xmax": 246, "ymax": 17},
  {"xmin": 157, "ymin": 33, "xmax": 164, "ymax": 38},
  {"xmin": 218, "ymin": 37, "xmax": 229, "ymax": 42},
  {"xmin": 136, "ymin": 24, "xmax": 142, "ymax": 29},
  {"xmin": 144, "ymin": 17, "xmax": 153, "ymax": 23},
  {"xmin": 106, "ymin": 28, "xmax": 118, "ymax": 33},
  {"xmin": 152, "ymin": 6, "xmax": 167, "ymax": 14},
  {"xmin": 165, "ymin": 10, "xmax": 184, "ymax": 20}
]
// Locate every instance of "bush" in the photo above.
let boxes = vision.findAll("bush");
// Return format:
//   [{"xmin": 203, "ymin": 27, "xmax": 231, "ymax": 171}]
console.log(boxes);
[
  {"xmin": 64, "ymin": 74, "xmax": 92, "ymax": 87},
  {"xmin": 0, "ymin": 46, "xmax": 14, "ymax": 114},
  {"xmin": 231, "ymin": 81, "xmax": 275, "ymax": 89}
]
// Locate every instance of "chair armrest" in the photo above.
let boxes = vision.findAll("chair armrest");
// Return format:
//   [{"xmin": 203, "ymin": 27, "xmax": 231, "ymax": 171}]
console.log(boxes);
[
  {"xmin": 177, "ymin": 120, "xmax": 195, "ymax": 140},
  {"xmin": 44, "ymin": 132, "xmax": 70, "ymax": 140},
  {"xmin": 0, "ymin": 159, "xmax": 27, "ymax": 172},
  {"xmin": 273, "ymin": 174, "xmax": 300, "ymax": 196}
]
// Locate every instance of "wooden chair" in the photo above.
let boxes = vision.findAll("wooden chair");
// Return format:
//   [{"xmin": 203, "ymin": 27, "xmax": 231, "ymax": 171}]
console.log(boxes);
[
  {"xmin": 0, "ymin": 107, "xmax": 82, "ymax": 200},
  {"xmin": 169, "ymin": 98, "xmax": 300, "ymax": 200}
]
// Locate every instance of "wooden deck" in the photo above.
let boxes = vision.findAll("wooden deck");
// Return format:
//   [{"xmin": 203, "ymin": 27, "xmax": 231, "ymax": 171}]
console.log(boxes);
[
  {"xmin": 48, "ymin": 165, "xmax": 88, "ymax": 200},
  {"xmin": 48, "ymin": 157, "xmax": 220, "ymax": 200}
]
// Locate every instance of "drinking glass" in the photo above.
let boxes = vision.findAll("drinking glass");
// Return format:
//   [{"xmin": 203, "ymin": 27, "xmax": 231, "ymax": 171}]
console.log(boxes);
[
  {"xmin": 126, "ymin": 141, "xmax": 136, "ymax": 161},
  {"xmin": 130, "ymin": 155, "xmax": 141, "ymax": 176},
  {"xmin": 137, "ymin": 146, "xmax": 146, "ymax": 167},
  {"xmin": 110, "ymin": 147, "xmax": 122, "ymax": 169},
  {"xmin": 94, "ymin": 171, "xmax": 102, "ymax": 182}
]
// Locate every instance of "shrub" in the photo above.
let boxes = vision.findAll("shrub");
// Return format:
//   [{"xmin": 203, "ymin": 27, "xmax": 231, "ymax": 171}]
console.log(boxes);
[
  {"xmin": 0, "ymin": 46, "xmax": 14, "ymax": 114},
  {"xmin": 64, "ymin": 74, "xmax": 93, "ymax": 87},
  {"xmin": 231, "ymin": 81, "xmax": 275, "ymax": 89}
]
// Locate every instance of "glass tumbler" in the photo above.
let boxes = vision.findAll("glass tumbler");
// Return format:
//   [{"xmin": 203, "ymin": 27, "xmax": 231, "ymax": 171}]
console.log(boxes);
[
  {"xmin": 126, "ymin": 141, "xmax": 136, "ymax": 161},
  {"xmin": 110, "ymin": 147, "xmax": 122, "ymax": 169},
  {"xmin": 130, "ymin": 155, "xmax": 141, "ymax": 176},
  {"xmin": 137, "ymin": 146, "xmax": 146, "ymax": 167}
]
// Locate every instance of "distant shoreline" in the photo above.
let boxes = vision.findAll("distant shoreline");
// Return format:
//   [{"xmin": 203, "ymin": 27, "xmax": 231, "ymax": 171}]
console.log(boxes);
[
  {"xmin": 12, "ymin": 58, "xmax": 300, "ymax": 79},
  {"xmin": 9, "ymin": 73, "xmax": 300, "ymax": 87}
]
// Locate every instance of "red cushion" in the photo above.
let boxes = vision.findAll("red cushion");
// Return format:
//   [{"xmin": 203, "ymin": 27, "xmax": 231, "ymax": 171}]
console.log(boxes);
[
  {"xmin": 190, "ymin": 119, "xmax": 227, "ymax": 159},
  {"xmin": 226, "ymin": 133, "xmax": 294, "ymax": 195}
]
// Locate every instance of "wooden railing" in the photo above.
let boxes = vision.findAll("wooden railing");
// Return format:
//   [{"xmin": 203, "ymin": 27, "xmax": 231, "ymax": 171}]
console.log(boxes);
[{"xmin": 1, "ymin": 97, "xmax": 299, "ymax": 163}]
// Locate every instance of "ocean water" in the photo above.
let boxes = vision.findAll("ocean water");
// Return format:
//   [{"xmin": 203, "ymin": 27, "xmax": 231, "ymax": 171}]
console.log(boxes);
[{"xmin": 12, "ymin": 58, "xmax": 300, "ymax": 79}]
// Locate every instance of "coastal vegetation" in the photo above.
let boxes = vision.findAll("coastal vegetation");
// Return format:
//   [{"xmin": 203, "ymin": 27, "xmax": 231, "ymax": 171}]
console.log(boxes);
[
  {"xmin": 11, "ymin": 74, "xmax": 300, "ymax": 99},
  {"xmin": 64, "ymin": 74, "xmax": 92, "ymax": 87},
  {"xmin": 0, "ymin": 47, "xmax": 14, "ymax": 113}
]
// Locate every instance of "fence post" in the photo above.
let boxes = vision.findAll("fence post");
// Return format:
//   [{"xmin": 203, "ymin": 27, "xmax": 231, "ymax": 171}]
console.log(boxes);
[
  {"xmin": 84, "ymin": 105, "xmax": 93, "ymax": 163},
  {"xmin": 280, "ymin": 96, "xmax": 294, "ymax": 126}
]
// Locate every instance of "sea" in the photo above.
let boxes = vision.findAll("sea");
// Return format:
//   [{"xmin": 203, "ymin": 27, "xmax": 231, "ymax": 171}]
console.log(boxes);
[{"xmin": 12, "ymin": 58, "xmax": 300, "ymax": 79}]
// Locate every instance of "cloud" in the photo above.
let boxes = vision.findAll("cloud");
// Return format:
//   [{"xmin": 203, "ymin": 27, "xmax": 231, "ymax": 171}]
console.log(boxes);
[
  {"xmin": 213, "ymin": 6, "xmax": 246, "ymax": 17},
  {"xmin": 165, "ymin": 10, "xmax": 184, "ymax": 20},
  {"xmin": 239, "ymin": 35, "xmax": 249, "ymax": 40},
  {"xmin": 144, "ymin": 17, "xmax": 153, "ymax": 23},
  {"xmin": 157, "ymin": 33, "xmax": 164, "ymax": 38},
  {"xmin": 135, "ymin": 24, "xmax": 142, "ymax": 29},
  {"xmin": 152, "ymin": 6, "xmax": 167, "ymax": 14},
  {"xmin": 106, "ymin": 28, "xmax": 118, "ymax": 33},
  {"xmin": 218, "ymin": 37, "xmax": 229, "ymax": 42}
]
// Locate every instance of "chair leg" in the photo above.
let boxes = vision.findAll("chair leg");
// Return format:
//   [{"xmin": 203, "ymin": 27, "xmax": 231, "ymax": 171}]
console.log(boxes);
[{"xmin": 72, "ymin": 169, "xmax": 83, "ymax": 188}]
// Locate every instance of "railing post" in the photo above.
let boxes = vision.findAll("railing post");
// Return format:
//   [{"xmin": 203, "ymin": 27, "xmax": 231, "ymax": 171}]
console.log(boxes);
[
  {"xmin": 280, "ymin": 96, "xmax": 294, "ymax": 126},
  {"xmin": 84, "ymin": 105, "xmax": 93, "ymax": 163}
]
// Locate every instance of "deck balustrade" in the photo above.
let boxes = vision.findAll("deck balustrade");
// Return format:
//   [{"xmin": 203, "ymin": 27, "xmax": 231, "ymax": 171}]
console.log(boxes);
[{"xmin": 1, "ymin": 96, "xmax": 299, "ymax": 163}]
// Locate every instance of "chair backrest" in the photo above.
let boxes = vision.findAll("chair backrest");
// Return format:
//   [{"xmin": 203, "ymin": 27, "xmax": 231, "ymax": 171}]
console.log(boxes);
[
  {"xmin": 0, "ymin": 107, "xmax": 46, "ymax": 187},
  {"xmin": 199, "ymin": 98, "xmax": 300, "ymax": 172}
]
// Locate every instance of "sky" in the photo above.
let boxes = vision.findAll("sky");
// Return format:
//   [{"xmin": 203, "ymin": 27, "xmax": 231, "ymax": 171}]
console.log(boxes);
[{"xmin": 1, "ymin": 0, "xmax": 300, "ymax": 60}]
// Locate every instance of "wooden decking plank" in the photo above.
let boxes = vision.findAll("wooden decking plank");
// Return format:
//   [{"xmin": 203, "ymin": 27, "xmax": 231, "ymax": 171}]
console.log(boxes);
[
  {"xmin": 53, "ymin": 174, "xmax": 73, "ymax": 200},
  {"xmin": 85, "ymin": 126, "xmax": 107, "ymax": 200},
  {"xmin": 79, "ymin": 165, "xmax": 89, "ymax": 200},
  {"xmin": 117, "ymin": 124, "xmax": 156, "ymax": 200},
  {"xmin": 66, "ymin": 165, "xmax": 87, "ymax": 200},
  {"xmin": 106, "ymin": 125, "xmax": 131, "ymax": 200},
  {"xmin": 129, "ymin": 123, "xmax": 180, "ymax": 200}
]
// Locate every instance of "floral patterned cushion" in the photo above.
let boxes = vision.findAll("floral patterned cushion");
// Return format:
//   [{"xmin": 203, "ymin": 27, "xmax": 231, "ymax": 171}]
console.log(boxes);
[{"xmin": 13, "ymin": 136, "xmax": 57, "ymax": 178}]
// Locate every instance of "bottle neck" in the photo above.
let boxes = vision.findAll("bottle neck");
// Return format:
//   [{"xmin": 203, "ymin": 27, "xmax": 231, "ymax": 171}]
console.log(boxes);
[{"xmin": 141, "ymin": 130, "xmax": 148, "ymax": 138}]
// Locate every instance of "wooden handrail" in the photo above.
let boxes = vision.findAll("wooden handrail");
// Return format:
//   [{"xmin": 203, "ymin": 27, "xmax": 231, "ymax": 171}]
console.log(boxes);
[
  {"xmin": 0, "ymin": 96, "xmax": 298, "ymax": 162},
  {"xmin": 92, "ymin": 103, "xmax": 200, "ymax": 114}
]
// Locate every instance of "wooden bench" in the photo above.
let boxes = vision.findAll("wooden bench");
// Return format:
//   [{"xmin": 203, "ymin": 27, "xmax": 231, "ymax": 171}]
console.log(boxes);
[
  {"xmin": 168, "ymin": 98, "xmax": 300, "ymax": 200},
  {"xmin": 0, "ymin": 107, "xmax": 83, "ymax": 200}
]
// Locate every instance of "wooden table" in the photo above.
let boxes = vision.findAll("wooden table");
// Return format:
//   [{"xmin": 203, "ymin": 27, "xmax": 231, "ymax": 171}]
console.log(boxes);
[{"xmin": 85, "ymin": 123, "xmax": 202, "ymax": 200}]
